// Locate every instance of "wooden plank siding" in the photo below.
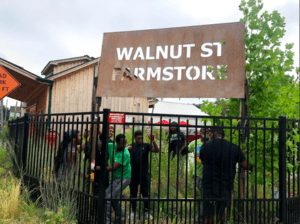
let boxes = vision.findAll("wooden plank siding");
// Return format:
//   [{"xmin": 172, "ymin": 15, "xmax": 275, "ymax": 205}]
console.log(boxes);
[
  {"xmin": 53, "ymin": 60, "xmax": 88, "ymax": 74},
  {"xmin": 51, "ymin": 66, "xmax": 93, "ymax": 114}
]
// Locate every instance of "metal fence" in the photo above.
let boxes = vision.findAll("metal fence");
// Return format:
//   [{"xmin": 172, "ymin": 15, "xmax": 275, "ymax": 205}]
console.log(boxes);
[{"xmin": 8, "ymin": 109, "xmax": 300, "ymax": 224}]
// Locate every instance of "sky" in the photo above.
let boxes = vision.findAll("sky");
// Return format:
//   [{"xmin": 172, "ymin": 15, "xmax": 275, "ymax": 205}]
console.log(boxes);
[{"xmin": 0, "ymin": 0, "xmax": 298, "ymax": 108}]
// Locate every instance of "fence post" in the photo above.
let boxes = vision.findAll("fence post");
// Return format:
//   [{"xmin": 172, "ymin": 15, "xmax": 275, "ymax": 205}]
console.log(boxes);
[
  {"xmin": 279, "ymin": 116, "xmax": 287, "ymax": 223},
  {"xmin": 22, "ymin": 113, "xmax": 29, "ymax": 173},
  {"xmin": 98, "ymin": 108, "xmax": 110, "ymax": 224}
]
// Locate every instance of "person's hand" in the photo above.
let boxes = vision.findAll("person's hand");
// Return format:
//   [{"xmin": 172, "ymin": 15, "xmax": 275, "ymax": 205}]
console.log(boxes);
[
  {"xmin": 180, "ymin": 146, "xmax": 185, "ymax": 152},
  {"xmin": 95, "ymin": 166, "xmax": 101, "ymax": 171},
  {"xmin": 98, "ymin": 141, "xmax": 102, "ymax": 149},
  {"xmin": 86, "ymin": 133, "xmax": 91, "ymax": 143},
  {"xmin": 148, "ymin": 134, "xmax": 155, "ymax": 141},
  {"xmin": 127, "ymin": 145, "xmax": 132, "ymax": 150},
  {"xmin": 91, "ymin": 160, "xmax": 95, "ymax": 171}
]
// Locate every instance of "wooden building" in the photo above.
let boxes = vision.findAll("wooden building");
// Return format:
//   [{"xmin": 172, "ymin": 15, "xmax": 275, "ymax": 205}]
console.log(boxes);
[
  {"xmin": 1, "ymin": 55, "xmax": 150, "ymax": 140},
  {"xmin": 1, "ymin": 55, "xmax": 150, "ymax": 133},
  {"xmin": 43, "ymin": 55, "xmax": 149, "ymax": 115}
]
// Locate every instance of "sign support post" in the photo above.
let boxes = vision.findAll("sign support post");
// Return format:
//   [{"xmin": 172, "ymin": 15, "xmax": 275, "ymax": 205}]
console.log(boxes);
[{"xmin": 0, "ymin": 100, "xmax": 3, "ymax": 131}]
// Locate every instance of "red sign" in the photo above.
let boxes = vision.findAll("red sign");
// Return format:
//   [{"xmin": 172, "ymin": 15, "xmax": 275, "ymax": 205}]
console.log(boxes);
[
  {"xmin": 108, "ymin": 113, "xmax": 125, "ymax": 124},
  {"xmin": 28, "ymin": 106, "xmax": 37, "ymax": 114},
  {"xmin": 0, "ymin": 65, "xmax": 21, "ymax": 100}
]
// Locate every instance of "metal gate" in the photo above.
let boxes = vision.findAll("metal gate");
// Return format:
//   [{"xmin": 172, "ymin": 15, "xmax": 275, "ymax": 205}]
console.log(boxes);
[{"xmin": 8, "ymin": 109, "xmax": 300, "ymax": 223}]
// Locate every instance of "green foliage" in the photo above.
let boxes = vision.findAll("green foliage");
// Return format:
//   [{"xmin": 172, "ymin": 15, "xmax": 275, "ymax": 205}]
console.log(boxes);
[
  {"xmin": 200, "ymin": 0, "xmax": 299, "ymax": 187},
  {"xmin": 240, "ymin": 0, "xmax": 298, "ymax": 118}
]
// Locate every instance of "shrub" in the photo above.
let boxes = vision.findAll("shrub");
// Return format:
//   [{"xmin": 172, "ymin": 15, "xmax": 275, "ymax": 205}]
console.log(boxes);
[{"xmin": 0, "ymin": 179, "xmax": 21, "ymax": 221}]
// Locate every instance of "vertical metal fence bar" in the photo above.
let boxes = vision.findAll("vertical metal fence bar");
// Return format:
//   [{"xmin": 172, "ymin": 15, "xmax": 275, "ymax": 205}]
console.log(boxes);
[
  {"xmin": 279, "ymin": 116, "xmax": 287, "ymax": 223},
  {"xmin": 14, "ymin": 117, "xmax": 19, "ymax": 176},
  {"xmin": 271, "ymin": 122, "xmax": 275, "ymax": 223},
  {"xmin": 77, "ymin": 114, "xmax": 83, "ymax": 223},
  {"xmin": 292, "ymin": 122, "xmax": 296, "ymax": 223},
  {"xmin": 83, "ymin": 116, "xmax": 89, "ymax": 223},
  {"xmin": 287, "ymin": 123, "xmax": 291, "ymax": 223},
  {"xmin": 41, "ymin": 116, "xmax": 47, "ymax": 180},
  {"xmin": 167, "ymin": 118, "xmax": 171, "ymax": 223},
  {"xmin": 185, "ymin": 119, "xmax": 189, "ymax": 223},
  {"xmin": 129, "ymin": 117, "xmax": 134, "ymax": 224},
  {"xmin": 149, "ymin": 115, "xmax": 154, "ymax": 224},
  {"xmin": 26, "ymin": 116, "xmax": 32, "ymax": 176},
  {"xmin": 30, "ymin": 116, "xmax": 37, "ymax": 176},
  {"xmin": 254, "ymin": 122, "xmax": 258, "ymax": 224},
  {"xmin": 297, "ymin": 121, "xmax": 300, "ymax": 223},
  {"xmin": 98, "ymin": 109, "xmax": 110, "ymax": 224},
  {"xmin": 33, "ymin": 116, "xmax": 40, "ymax": 178},
  {"xmin": 246, "ymin": 118, "xmax": 250, "ymax": 224},
  {"xmin": 48, "ymin": 117, "xmax": 55, "ymax": 185},
  {"xmin": 157, "ymin": 116, "xmax": 162, "ymax": 223},
  {"xmin": 263, "ymin": 120, "xmax": 266, "ymax": 224},
  {"xmin": 140, "ymin": 115, "xmax": 144, "ymax": 222},
  {"xmin": 193, "ymin": 117, "xmax": 198, "ymax": 224},
  {"xmin": 237, "ymin": 120, "xmax": 242, "ymax": 223},
  {"xmin": 175, "ymin": 116, "xmax": 180, "ymax": 224}
]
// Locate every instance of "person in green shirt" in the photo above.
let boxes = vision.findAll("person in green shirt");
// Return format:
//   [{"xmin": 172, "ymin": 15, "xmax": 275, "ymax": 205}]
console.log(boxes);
[{"xmin": 95, "ymin": 134, "xmax": 131, "ymax": 223}]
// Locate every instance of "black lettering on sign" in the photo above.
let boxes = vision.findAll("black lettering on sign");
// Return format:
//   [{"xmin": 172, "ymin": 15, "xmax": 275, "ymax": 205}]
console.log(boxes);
[
  {"xmin": 0, "ymin": 80, "xmax": 6, "ymax": 85},
  {"xmin": 0, "ymin": 73, "xmax": 7, "ymax": 78},
  {"xmin": 2, "ymin": 87, "xmax": 9, "ymax": 91}
]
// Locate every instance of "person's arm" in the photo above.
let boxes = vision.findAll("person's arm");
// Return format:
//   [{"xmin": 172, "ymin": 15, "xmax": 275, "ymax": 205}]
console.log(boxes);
[
  {"xmin": 107, "ymin": 161, "xmax": 122, "ymax": 171},
  {"xmin": 148, "ymin": 134, "xmax": 159, "ymax": 153},
  {"xmin": 151, "ymin": 141, "xmax": 159, "ymax": 152},
  {"xmin": 240, "ymin": 160, "xmax": 253, "ymax": 170},
  {"xmin": 77, "ymin": 135, "xmax": 91, "ymax": 153},
  {"xmin": 237, "ymin": 148, "xmax": 252, "ymax": 170},
  {"xmin": 96, "ymin": 161, "xmax": 121, "ymax": 171},
  {"xmin": 180, "ymin": 133, "xmax": 186, "ymax": 151}
]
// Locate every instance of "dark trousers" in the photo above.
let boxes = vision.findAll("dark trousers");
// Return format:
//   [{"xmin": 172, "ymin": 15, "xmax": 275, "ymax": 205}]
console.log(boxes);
[
  {"xmin": 168, "ymin": 148, "xmax": 180, "ymax": 160},
  {"xmin": 130, "ymin": 172, "xmax": 150, "ymax": 212},
  {"xmin": 86, "ymin": 172, "xmax": 110, "ymax": 223},
  {"xmin": 203, "ymin": 188, "xmax": 231, "ymax": 223}
]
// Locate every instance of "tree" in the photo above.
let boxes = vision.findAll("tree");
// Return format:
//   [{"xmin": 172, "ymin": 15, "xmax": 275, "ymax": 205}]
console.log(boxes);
[
  {"xmin": 200, "ymin": 0, "xmax": 299, "ymax": 187},
  {"xmin": 202, "ymin": 0, "xmax": 299, "ymax": 119}
]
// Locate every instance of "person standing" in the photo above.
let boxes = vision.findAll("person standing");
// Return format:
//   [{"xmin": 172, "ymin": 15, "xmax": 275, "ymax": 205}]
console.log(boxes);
[
  {"xmin": 54, "ymin": 129, "xmax": 88, "ymax": 180},
  {"xmin": 95, "ymin": 134, "xmax": 131, "ymax": 224},
  {"xmin": 168, "ymin": 122, "xmax": 186, "ymax": 159},
  {"xmin": 199, "ymin": 126, "xmax": 252, "ymax": 223},
  {"xmin": 100, "ymin": 125, "xmax": 115, "ymax": 143},
  {"xmin": 187, "ymin": 128, "xmax": 210, "ymax": 223},
  {"xmin": 127, "ymin": 130, "xmax": 159, "ymax": 220}
]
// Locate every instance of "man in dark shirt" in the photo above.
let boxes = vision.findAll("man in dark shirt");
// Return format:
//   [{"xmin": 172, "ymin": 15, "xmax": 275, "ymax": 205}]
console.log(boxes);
[
  {"xmin": 127, "ymin": 130, "xmax": 159, "ymax": 220},
  {"xmin": 199, "ymin": 126, "xmax": 252, "ymax": 223},
  {"xmin": 168, "ymin": 122, "xmax": 186, "ymax": 159}
]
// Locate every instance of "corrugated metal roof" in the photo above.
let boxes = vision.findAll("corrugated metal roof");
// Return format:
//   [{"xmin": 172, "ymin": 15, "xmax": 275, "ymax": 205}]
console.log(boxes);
[{"xmin": 150, "ymin": 101, "xmax": 208, "ymax": 116}]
